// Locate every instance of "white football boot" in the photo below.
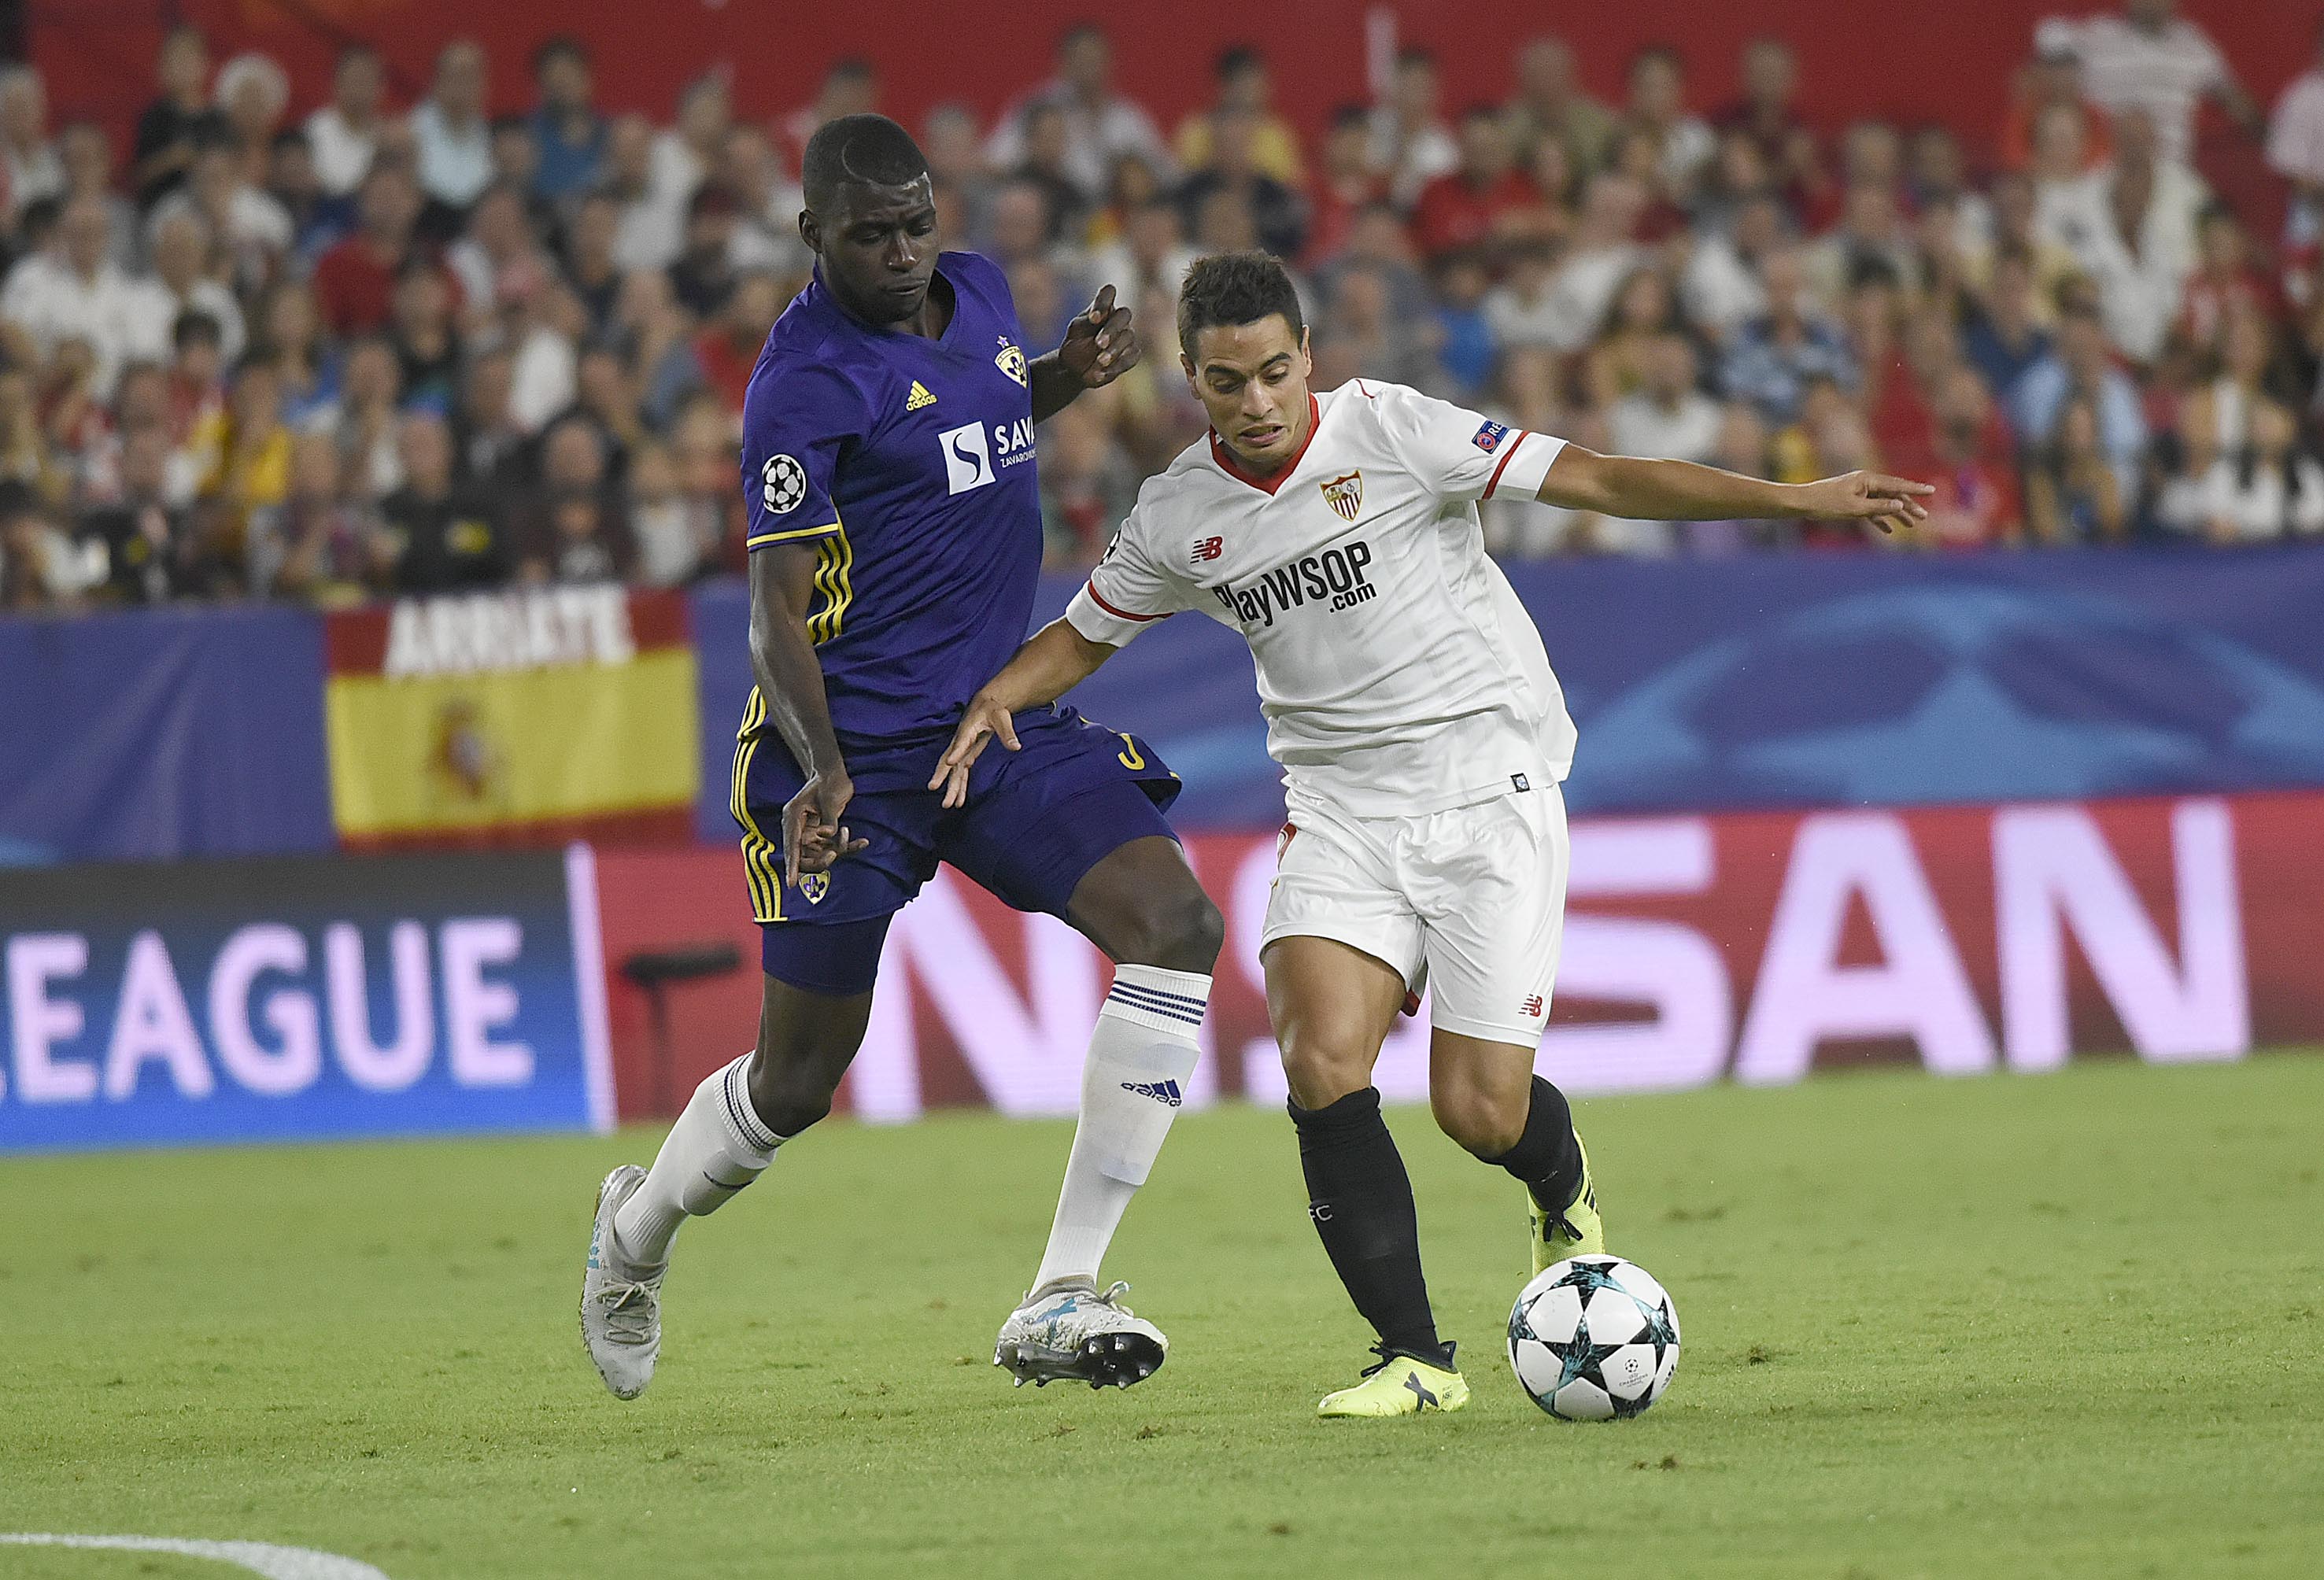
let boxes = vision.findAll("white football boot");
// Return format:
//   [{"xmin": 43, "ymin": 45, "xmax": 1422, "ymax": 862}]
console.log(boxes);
[
  {"xmin": 995, "ymin": 1281, "xmax": 1168, "ymax": 1390},
  {"xmin": 580, "ymin": 1165, "xmax": 664, "ymax": 1400}
]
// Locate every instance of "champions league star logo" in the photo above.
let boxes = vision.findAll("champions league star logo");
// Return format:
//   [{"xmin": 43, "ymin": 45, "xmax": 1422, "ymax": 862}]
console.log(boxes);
[
  {"xmin": 1319, "ymin": 471, "xmax": 1363, "ymax": 521},
  {"xmin": 995, "ymin": 335, "xmax": 1028, "ymax": 387}
]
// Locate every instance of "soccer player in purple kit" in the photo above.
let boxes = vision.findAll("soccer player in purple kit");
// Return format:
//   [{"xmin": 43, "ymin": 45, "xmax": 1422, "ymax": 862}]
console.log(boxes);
[{"xmin": 581, "ymin": 115, "xmax": 1222, "ymax": 1398}]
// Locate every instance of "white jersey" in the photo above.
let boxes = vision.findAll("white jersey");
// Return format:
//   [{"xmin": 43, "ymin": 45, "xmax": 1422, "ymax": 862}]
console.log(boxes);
[{"xmin": 1066, "ymin": 380, "xmax": 1576, "ymax": 819}]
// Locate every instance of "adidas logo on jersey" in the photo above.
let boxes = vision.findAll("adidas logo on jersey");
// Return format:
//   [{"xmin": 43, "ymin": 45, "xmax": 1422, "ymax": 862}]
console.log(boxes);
[
  {"xmin": 1121, "ymin": 1080, "xmax": 1184, "ymax": 1107},
  {"xmin": 906, "ymin": 380, "xmax": 937, "ymax": 412}
]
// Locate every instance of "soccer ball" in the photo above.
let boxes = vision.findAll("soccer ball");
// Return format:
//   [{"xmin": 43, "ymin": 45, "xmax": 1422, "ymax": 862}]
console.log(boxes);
[{"xmin": 1507, "ymin": 1255, "xmax": 1680, "ymax": 1420}]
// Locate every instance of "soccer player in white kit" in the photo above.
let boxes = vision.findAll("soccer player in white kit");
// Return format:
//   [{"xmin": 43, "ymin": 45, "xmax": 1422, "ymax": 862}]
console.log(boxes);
[{"xmin": 933, "ymin": 253, "xmax": 1931, "ymax": 1417}]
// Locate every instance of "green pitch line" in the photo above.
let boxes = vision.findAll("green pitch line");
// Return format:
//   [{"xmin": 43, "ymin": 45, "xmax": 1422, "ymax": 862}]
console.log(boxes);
[{"xmin": 3, "ymin": 1054, "xmax": 2320, "ymax": 1579}]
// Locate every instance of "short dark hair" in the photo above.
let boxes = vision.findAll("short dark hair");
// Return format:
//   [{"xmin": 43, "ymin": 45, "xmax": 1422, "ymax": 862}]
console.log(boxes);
[
  {"xmin": 802, "ymin": 113, "xmax": 929, "ymax": 214},
  {"xmin": 1177, "ymin": 250, "xmax": 1304, "ymax": 351},
  {"xmin": 1217, "ymin": 45, "xmax": 1262, "ymax": 79},
  {"xmin": 533, "ymin": 35, "xmax": 587, "ymax": 76}
]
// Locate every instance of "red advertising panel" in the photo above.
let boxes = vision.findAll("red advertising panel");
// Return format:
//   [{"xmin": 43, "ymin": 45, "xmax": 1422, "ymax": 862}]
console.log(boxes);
[{"xmin": 594, "ymin": 790, "xmax": 2324, "ymax": 1122}]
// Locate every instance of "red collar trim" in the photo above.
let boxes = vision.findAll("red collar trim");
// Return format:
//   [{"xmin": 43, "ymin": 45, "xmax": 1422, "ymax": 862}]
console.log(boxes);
[{"xmin": 1208, "ymin": 394, "xmax": 1322, "ymax": 495}]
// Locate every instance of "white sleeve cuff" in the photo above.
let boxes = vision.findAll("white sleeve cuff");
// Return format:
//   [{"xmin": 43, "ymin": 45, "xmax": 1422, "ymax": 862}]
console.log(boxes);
[
  {"xmin": 1066, "ymin": 583, "xmax": 1150, "ymax": 647},
  {"xmin": 1485, "ymin": 431, "xmax": 1566, "ymax": 501}
]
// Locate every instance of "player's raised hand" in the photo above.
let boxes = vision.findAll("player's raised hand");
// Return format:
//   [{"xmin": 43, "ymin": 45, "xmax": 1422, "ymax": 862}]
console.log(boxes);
[
  {"xmin": 929, "ymin": 691, "xmax": 1022, "ymax": 809},
  {"xmin": 1056, "ymin": 284, "xmax": 1142, "ymax": 389},
  {"xmin": 781, "ymin": 768, "xmax": 869, "ymax": 890},
  {"xmin": 1793, "ymin": 471, "xmax": 1935, "ymax": 536}
]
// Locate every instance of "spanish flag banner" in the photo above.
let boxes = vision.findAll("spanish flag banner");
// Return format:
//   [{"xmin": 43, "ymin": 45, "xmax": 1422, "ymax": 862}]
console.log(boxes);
[{"xmin": 325, "ymin": 586, "xmax": 700, "ymax": 850}]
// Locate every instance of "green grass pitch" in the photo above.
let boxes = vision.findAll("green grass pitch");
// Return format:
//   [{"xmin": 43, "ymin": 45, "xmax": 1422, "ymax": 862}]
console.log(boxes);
[{"xmin": 4, "ymin": 1054, "xmax": 2320, "ymax": 1578}]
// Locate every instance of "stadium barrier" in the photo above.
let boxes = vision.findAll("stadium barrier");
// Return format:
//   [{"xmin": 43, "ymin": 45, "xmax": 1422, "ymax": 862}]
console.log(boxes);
[
  {"xmin": 8, "ymin": 547, "xmax": 2324, "ymax": 866},
  {"xmin": 0, "ymin": 847, "xmax": 613, "ymax": 1153},
  {"xmin": 6, "ymin": 785, "xmax": 2314, "ymax": 1152},
  {"xmin": 599, "ymin": 788, "xmax": 2324, "ymax": 1124}
]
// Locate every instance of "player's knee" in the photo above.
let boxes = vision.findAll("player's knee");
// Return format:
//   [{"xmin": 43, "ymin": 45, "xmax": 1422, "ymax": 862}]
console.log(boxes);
[
  {"xmin": 744, "ymin": 1043, "xmax": 848, "ymax": 1138},
  {"xmin": 1279, "ymin": 1032, "xmax": 1373, "ymax": 1111},
  {"xmin": 1110, "ymin": 884, "xmax": 1225, "ymax": 973},
  {"xmin": 1432, "ymin": 1080, "xmax": 1526, "ymax": 1158}
]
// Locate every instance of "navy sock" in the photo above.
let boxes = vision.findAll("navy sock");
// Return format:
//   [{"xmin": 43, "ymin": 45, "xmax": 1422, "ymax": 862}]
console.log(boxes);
[
  {"xmin": 1490, "ymin": 1076, "xmax": 1583, "ymax": 1214},
  {"xmin": 1289, "ymin": 1087, "xmax": 1446, "ymax": 1365}
]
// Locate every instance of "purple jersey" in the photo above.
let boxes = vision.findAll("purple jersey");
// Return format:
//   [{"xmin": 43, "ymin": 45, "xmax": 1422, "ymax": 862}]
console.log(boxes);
[{"xmin": 740, "ymin": 251, "xmax": 1044, "ymax": 787}]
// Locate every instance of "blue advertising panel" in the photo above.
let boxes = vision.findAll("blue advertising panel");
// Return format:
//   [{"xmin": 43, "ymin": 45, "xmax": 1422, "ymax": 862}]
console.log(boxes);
[
  {"xmin": 0, "ymin": 847, "xmax": 613, "ymax": 1153},
  {"xmin": 0, "ymin": 603, "xmax": 334, "ymax": 867}
]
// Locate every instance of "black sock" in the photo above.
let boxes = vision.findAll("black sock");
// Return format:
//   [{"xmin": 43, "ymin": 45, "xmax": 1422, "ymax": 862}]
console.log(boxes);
[
  {"xmin": 1490, "ymin": 1076, "xmax": 1583, "ymax": 1214},
  {"xmin": 1289, "ymin": 1087, "xmax": 1446, "ymax": 1365}
]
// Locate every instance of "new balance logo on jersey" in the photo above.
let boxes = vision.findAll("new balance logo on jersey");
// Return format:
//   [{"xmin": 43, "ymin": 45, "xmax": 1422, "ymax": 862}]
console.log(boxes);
[
  {"xmin": 1521, "ymin": 995, "xmax": 1544, "ymax": 1017},
  {"xmin": 1210, "ymin": 541, "xmax": 1376, "ymax": 627},
  {"xmin": 1121, "ymin": 1080, "xmax": 1184, "ymax": 1107},
  {"xmin": 939, "ymin": 422, "xmax": 994, "ymax": 493},
  {"xmin": 1192, "ymin": 536, "xmax": 1224, "ymax": 563},
  {"xmin": 906, "ymin": 380, "xmax": 937, "ymax": 411}
]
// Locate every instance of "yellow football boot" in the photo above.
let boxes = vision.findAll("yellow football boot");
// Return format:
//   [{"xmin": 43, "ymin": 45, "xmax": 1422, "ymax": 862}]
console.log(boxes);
[
  {"xmin": 1317, "ymin": 1345, "xmax": 1469, "ymax": 1418},
  {"xmin": 1529, "ymin": 1135, "xmax": 1605, "ymax": 1274}
]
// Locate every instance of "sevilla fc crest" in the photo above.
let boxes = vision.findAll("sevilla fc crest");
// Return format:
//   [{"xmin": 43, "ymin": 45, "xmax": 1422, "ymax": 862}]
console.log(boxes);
[
  {"xmin": 799, "ymin": 872, "xmax": 829, "ymax": 905},
  {"xmin": 1319, "ymin": 470, "xmax": 1363, "ymax": 521}
]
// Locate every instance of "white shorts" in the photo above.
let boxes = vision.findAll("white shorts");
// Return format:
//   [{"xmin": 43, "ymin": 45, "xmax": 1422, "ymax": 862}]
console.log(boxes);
[{"xmin": 1260, "ymin": 780, "xmax": 1570, "ymax": 1047}]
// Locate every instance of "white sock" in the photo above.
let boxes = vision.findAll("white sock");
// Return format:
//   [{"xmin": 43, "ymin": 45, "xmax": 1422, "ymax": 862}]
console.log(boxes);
[
  {"xmin": 612, "ymin": 1052, "xmax": 782, "ymax": 1268},
  {"xmin": 1029, "ymin": 964, "xmax": 1210, "ymax": 1296}
]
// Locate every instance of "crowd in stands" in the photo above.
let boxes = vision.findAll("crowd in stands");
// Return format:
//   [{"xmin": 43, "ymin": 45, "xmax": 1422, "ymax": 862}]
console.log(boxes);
[{"xmin": 2, "ymin": 2, "xmax": 2322, "ymax": 612}]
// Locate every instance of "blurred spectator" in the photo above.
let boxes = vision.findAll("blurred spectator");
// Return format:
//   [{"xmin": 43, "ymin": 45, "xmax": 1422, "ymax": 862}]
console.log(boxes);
[
  {"xmin": 2001, "ymin": 29, "xmax": 2115, "ymax": 175},
  {"xmin": 1177, "ymin": 47, "xmax": 1304, "ymax": 188},
  {"xmin": 1713, "ymin": 38, "xmax": 1824, "ymax": 213},
  {"xmin": 1609, "ymin": 332, "xmax": 1724, "ymax": 533},
  {"xmin": 1088, "ymin": 197, "xmax": 1195, "ymax": 305},
  {"xmin": 1368, "ymin": 48, "xmax": 1458, "ymax": 207},
  {"xmin": 515, "ymin": 412, "xmax": 634, "ymax": 582},
  {"xmin": 922, "ymin": 102, "xmax": 994, "ymax": 238},
  {"xmin": 562, "ymin": 190, "xmax": 626, "ymax": 330},
  {"xmin": 615, "ymin": 268, "xmax": 708, "ymax": 431},
  {"xmin": 649, "ymin": 72, "xmax": 734, "ymax": 242},
  {"xmin": 214, "ymin": 54, "xmax": 289, "ymax": 186},
  {"xmin": 1539, "ymin": 173, "xmax": 1648, "ymax": 354},
  {"xmin": 57, "ymin": 122, "xmax": 135, "ymax": 268},
  {"xmin": 451, "ymin": 347, "xmax": 530, "ymax": 493},
  {"xmin": 1410, "ymin": 108, "xmax": 1532, "ymax": 262},
  {"xmin": 2034, "ymin": 0, "xmax": 2259, "ymax": 167},
  {"xmin": 331, "ymin": 334, "xmax": 405, "ymax": 497},
  {"xmin": 1038, "ymin": 398, "xmax": 1139, "ymax": 563},
  {"xmin": 449, "ymin": 182, "xmax": 552, "ymax": 322},
  {"xmin": 667, "ymin": 184, "xmax": 744, "ymax": 319},
  {"xmin": 1307, "ymin": 106, "xmax": 1386, "ymax": 264},
  {"xmin": 380, "ymin": 408, "xmax": 508, "ymax": 592},
  {"xmin": 1, "ymin": 67, "xmax": 63, "ymax": 224},
  {"xmin": 1917, "ymin": 367, "xmax": 2024, "ymax": 548},
  {"xmin": 1584, "ymin": 266, "xmax": 1690, "ymax": 409},
  {"xmin": 1013, "ymin": 103, "xmax": 1095, "ymax": 242},
  {"xmin": 131, "ymin": 25, "xmax": 223, "ymax": 209},
  {"xmin": 1507, "ymin": 36, "xmax": 1617, "ymax": 177},
  {"xmin": 2025, "ymin": 394, "xmax": 2130, "ymax": 541},
  {"xmin": 722, "ymin": 124, "xmax": 807, "ymax": 273},
  {"xmin": 76, "ymin": 423, "xmax": 190, "ymax": 601},
  {"xmin": 312, "ymin": 164, "xmax": 445, "ymax": 338},
  {"xmin": 1623, "ymin": 46, "xmax": 1714, "ymax": 208},
  {"xmin": 2012, "ymin": 298, "xmax": 2148, "ymax": 502},
  {"xmin": 140, "ymin": 209, "xmax": 247, "ymax": 362},
  {"xmin": 783, "ymin": 60, "xmax": 878, "ymax": 178},
  {"xmin": 4, "ymin": 196, "xmax": 167, "ymax": 393},
  {"xmin": 1432, "ymin": 253, "xmax": 1497, "ymax": 398},
  {"xmin": 605, "ymin": 114, "xmax": 675, "ymax": 273},
  {"xmin": 2269, "ymin": 21, "xmax": 2324, "ymax": 279},
  {"xmin": 260, "ymin": 430, "xmax": 374, "ymax": 602},
  {"xmin": 0, "ymin": 478, "xmax": 76, "ymax": 610},
  {"xmin": 628, "ymin": 437, "xmax": 718, "ymax": 587},
  {"xmin": 153, "ymin": 132, "xmax": 292, "ymax": 295},
  {"xmin": 191, "ymin": 356, "xmax": 294, "ymax": 581},
  {"xmin": 1908, "ymin": 127, "xmax": 1997, "ymax": 257},
  {"xmin": 305, "ymin": 45, "xmax": 387, "ymax": 199},
  {"xmin": 1177, "ymin": 106, "xmax": 1305, "ymax": 260},
  {"xmin": 388, "ymin": 257, "xmax": 461, "ymax": 412},
  {"xmin": 2038, "ymin": 108, "xmax": 2204, "ymax": 363},
  {"xmin": 253, "ymin": 279, "xmax": 338, "ymax": 429},
  {"xmin": 1722, "ymin": 247, "xmax": 1855, "ymax": 423},
  {"xmin": 528, "ymin": 36, "xmax": 607, "ymax": 203},
  {"xmin": 1313, "ymin": 261, "xmax": 1443, "ymax": 392},
  {"xmin": 2176, "ymin": 207, "xmax": 2283, "ymax": 363},
  {"xmin": 1803, "ymin": 180, "xmax": 1916, "ymax": 310},
  {"xmin": 988, "ymin": 24, "xmax": 1173, "ymax": 200},
  {"xmin": 1682, "ymin": 191, "xmax": 1781, "ymax": 343},
  {"xmin": 413, "ymin": 40, "xmax": 493, "ymax": 212},
  {"xmin": 1963, "ymin": 246, "xmax": 2055, "ymax": 422},
  {"xmin": 264, "ymin": 128, "xmax": 341, "ymax": 260},
  {"xmin": 507, "ymin": 281, "xmax": 583, "ymax": 434}
]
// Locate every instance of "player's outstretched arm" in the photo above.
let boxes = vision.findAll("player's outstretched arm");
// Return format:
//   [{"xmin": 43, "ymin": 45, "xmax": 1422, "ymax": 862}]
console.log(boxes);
[
  {"xmin": 929, "ymin": 618, "xmax": 1117, "ymax": 808},
  {"xmin": 1029, "ymin": 284, "xmax": 1142, "ymax": 423},
  {"xmin": 1538, "ymin": 445, "xmax": 1934, "ymax": 536},
  {"xmin": 750, "ymin": 541, "xmax": 869, "ymax": 887}
]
